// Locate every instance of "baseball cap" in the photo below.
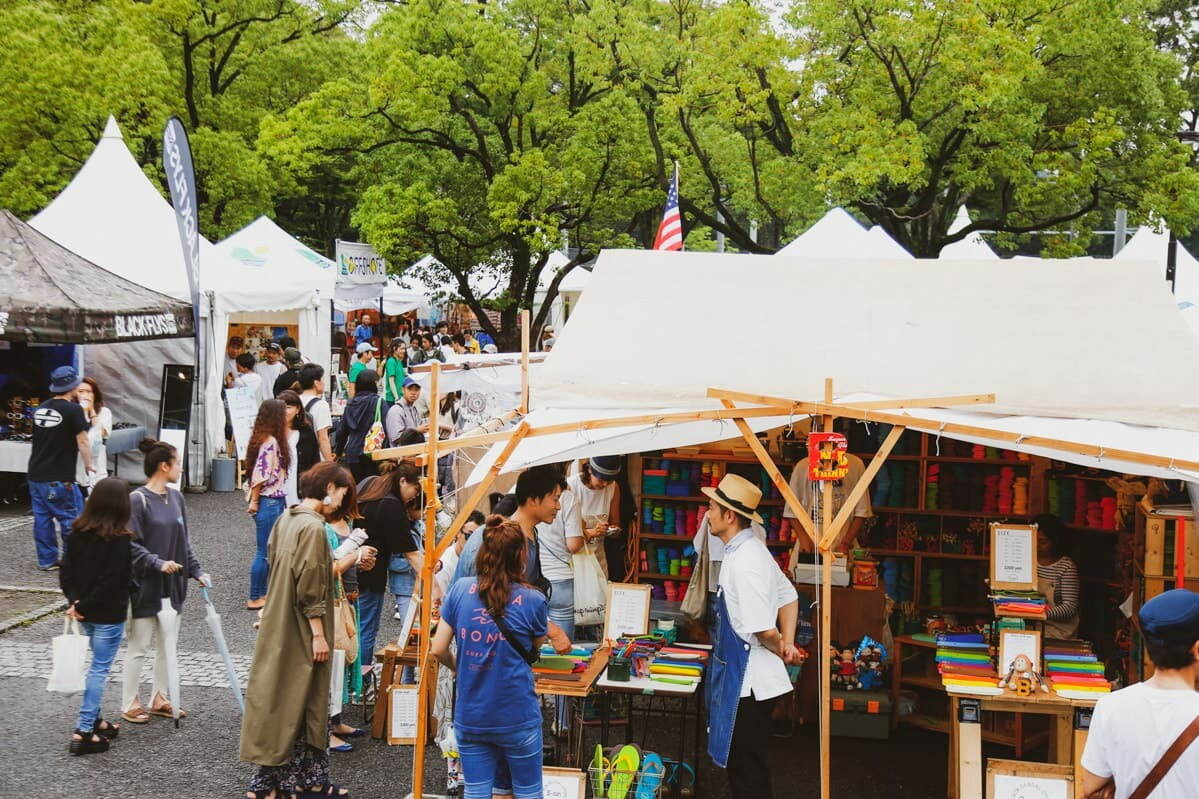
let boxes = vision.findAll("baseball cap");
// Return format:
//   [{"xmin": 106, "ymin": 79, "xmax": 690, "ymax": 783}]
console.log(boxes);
[
  {"xmin": 402, "ymin": 376, "xmax": 420, "ymax": 389},
  {"xmin": 283, "ymin": 347, "xmax": 302, "ymax": 365},
  {"xmin": 1140, "ymin": 589, "xmax": 1199, "ymax": 647},
  {"xmin": 48, "ymin": 365, "xmax": 82, "ymax": 394},
  {"xmin": 228, "ymin": 336, "xmax": 243, "ymax": 346},
  {"xmin": 265, "ymin": 341, "xmax": 282, "ymax": 353},
  {"xmin": 356, "ymin": 342, "xmax": 378, "ymax": 354}
]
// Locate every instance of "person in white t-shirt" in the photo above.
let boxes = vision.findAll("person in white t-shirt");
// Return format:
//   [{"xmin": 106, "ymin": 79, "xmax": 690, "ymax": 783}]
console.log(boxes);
[
  {"xmin": 435, "ymin": 511, "xmax": 484, "ymax": 599},
  {"xmin": 223, "ymin": 335, "xmax": 244, "ymax": 386},
  {"xmin": 226, "ymin": 353, "xmax": 263, "ymax": 405},
  {"xmin": 296, "ymin": 363, "xmax": 334, "ymax": 461},
  {"xmin": 704, "ymin": 473, "xmax": 801, "ymax": 799},
  {"xmin": 253, "ymin": 342, "xmax": 286, "ymax": 403},
  {"xmin": 1081, "ymin": 589, "xmax": 1199, "ymax": 799}
]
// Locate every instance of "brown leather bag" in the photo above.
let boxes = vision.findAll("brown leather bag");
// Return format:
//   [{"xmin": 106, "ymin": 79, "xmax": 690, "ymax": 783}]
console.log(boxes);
[{"xmin": 1086, "ymin": 715, "xmax": 1199, "ymax": 799}]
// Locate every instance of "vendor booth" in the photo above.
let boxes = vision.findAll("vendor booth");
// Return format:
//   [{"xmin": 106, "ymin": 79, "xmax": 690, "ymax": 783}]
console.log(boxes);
[
  {"xmin": 0, "ymin": 208, "xmax": 192, "ymax": 479},
  {"xmin": 366, "ymin": 248, "xmax": 1199, "ymax": 799}
]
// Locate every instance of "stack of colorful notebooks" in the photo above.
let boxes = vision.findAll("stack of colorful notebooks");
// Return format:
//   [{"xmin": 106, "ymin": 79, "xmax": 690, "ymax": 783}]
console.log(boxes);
[
  {"xmin": 1044, "ymin": 639, "xmax": 1110, "ymax": 697},
  {"xmin": 936, "ymin": 632, "xmax": 1001, "ymax": 694},
  {"xmin": 990, "ymin": 590, "xmax": 1048, "ymax": 619}
]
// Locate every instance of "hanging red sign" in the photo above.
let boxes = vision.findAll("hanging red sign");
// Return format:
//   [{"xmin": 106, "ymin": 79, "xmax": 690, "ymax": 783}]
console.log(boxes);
[{"xmin": 808, "ymin": 432, "xmax": 850, "ymax": 481}]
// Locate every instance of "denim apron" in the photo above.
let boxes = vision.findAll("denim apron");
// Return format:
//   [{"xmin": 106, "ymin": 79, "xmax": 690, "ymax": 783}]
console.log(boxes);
[{"xmin": 705, "ymin": 586, "xmax": 750, "ymax": 769}]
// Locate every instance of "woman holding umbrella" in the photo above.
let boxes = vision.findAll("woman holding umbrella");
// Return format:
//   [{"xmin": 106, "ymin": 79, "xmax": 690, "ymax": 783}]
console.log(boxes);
[
  {"xmin": 241, "ymin": 461, "xmax": 355, "ymax": 799},
  {"xmin": 121, "ymin": 438, "xmax": 209, "ymax": 725}
]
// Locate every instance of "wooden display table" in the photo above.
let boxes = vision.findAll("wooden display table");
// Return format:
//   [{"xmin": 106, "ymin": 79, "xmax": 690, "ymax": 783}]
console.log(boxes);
[
  {"xmin": 947, "ymin": 689, "xmax": 1095, "ymax": 799},
  {"xmin": 535, "ymin": 647, "xmax": 611, "ymax": 698},
  {"xmin": 370, "ymin": 642, "xmax": 426, "ymax": 740}
]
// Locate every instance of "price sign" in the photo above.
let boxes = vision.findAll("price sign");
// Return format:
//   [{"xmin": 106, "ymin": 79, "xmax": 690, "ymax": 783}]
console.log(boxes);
[
  {"xmin": 990, "ymin": 523, "xmax": 1037, "ymax": 591},
  {"xmin": 603, "ymin": 583, "xmax": 652, "ymax": 642}
]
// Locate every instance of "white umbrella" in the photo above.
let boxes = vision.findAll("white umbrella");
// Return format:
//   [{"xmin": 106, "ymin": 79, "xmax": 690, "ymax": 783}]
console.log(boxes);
[
  {"xmin": 155, "ymin": 598, "xmax": 183, "ymax": 728},
  {"xmin": 200, "ymin": 586, "xmax": 244, "ymax": 712}
]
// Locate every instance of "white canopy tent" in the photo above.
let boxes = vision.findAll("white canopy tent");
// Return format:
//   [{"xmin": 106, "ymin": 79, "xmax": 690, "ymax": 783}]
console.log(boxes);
[
  {"xmin": 467, "ymin": 248, "xmax": 1199, "ymax": 485},
  {"xmin": 534, "ymin": 251, "xmax": 591, "ymax": 332},
  {"xmin": 937, "ymin": 206, "xmax": 998, "ymax": 260},
  {"xmin": 864, "ymin": 225, "xmax": 914, "ymax": 259},
  {"xmin": 777, "ymin": 208, "xmax": 912, "ymax": 259},
  {"xmin": 30, "ymin": 117, "xmax": 216, "ymax": 480},
  {"xmin": 1115, "ymin": 225, "xmax": 1199, "ymax": 336}
]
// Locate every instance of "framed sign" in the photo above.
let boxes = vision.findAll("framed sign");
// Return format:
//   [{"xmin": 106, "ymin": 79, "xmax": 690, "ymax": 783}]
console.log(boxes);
[
  {"xmin": 603, "ymin": 583, "xmax": 652, "ymax": 642},
  {"xmin": 807, "ymin": 432, "xmax": 850, "ymax": 481},
  {"xmin": 987, "ymin": 759, "xmax": 1072, "ymax": 799},
  {"xmin": 387, "ymin": 684, "xmax": 419, "ymax": 745},
  {"xmin": 542, "ymin": 767, "xmax": 586, "ymax": 799},
  {"xmin": 990, "ymin": 523, "xmax": 1037, "ymax": 591},
  {"xmin": 998, "ymin": 630, "xmax": 1041, "ymax": 677},
  {"xmin": 396, "ymin": 593, "xmax": 420, "ymax": 656},
  {"xmin": 225, "ymin": 386, "xmax": 257, "ymax": 461}
]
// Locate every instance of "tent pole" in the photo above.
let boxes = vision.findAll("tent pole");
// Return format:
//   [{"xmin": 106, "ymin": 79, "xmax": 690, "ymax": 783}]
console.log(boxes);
[
  {"xmin": 520, "ymin": 309, "xmax": 530, "ymax": 414},
  {"xmin": 819, "ymin": 378, "xmax": 834, "ymax": 799},
  {"xmin": 820, "ymin": 425, "xmax": 906, "ymax": 551},
  {"xmin": 412, "ymin": 363, "xmax": 440, "ymax": 799}
]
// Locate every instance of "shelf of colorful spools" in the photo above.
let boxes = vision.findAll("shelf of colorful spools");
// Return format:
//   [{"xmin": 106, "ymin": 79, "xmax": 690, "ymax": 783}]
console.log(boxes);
[
  {"xmin": 641, "ymin": 493, "xmax": 786, "ymax": 506},
  {"xmin": 870, "ymin": 548, "xmax": 987, "ymax": 561},
  {"xmin": 874, "ymin": 507, "xmax": 1032, "ymax": 519}
]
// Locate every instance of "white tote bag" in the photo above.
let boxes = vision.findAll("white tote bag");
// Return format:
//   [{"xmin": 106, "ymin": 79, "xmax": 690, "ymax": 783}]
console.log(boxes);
[
  {"xmin": 572, "ymin": 540, "xmax": 608, "ymax": 627},
  {"xmin": 47, "ymin": 617, "xmax": 89, "ymax": 694},
  {"xmin": 329, "ymin": 648, "xmax": 346, "ymax": 717}
]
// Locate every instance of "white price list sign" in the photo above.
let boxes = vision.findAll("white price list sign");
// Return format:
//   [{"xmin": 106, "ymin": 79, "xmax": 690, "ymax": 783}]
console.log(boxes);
[
  {"xmin": 990, "ymin": 523, "xmax": 1037, "ymax": 591},
  {"xmin": 603, "ymin": 583, "xmax": 652, "ymax": 642}
]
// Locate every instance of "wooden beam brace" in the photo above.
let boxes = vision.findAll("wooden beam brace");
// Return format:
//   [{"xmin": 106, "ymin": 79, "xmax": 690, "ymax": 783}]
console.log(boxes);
[
  {"xmin": 412, "ymin": 363, "xmax": 440, "ymax": 799},
  {"xmin": 819, "ymin": 425, "xmax": 905, "ymax": 551},
  {"xmin": 833, "ymin": 394, "xmax": 995, "ymax": 410},
  {"xmin": 372, "ymin": 427, "xmax": 518, "ymax": 461},
  {"xmin": 720, "ymin": 399, "xmax": 818, "ymax": 547},
  {"xmin": 707, "ymin": 387, "xmax": 1199, "ymax": 474},
  {"xmin": 428, "ymin": 421, "xmax": 532, "ymax": 566}
]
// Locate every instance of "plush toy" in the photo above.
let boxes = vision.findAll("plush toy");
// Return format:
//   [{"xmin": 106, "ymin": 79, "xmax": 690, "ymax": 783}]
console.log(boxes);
[
  {"xmin": 857, "ymin": 658, "xmax": 884, "ymax": 691},
  {"xmin": 836, "ymin": 647, "xmax": 858, "ymax": 689},
  {"xmin": 998, "ymin": 653, "xmax": 1048, "ymax": 693}
]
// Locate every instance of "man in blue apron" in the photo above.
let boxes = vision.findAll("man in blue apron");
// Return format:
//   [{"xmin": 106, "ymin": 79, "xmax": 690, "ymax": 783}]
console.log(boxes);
[{"xmin": 701, "ymin": 473, "xmax": 802, "ymax": 799}]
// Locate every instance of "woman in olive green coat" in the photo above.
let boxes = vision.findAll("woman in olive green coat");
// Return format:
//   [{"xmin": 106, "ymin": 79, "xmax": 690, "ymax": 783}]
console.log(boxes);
[{"xmin": 240, "ymin": 462, "xmax": 354, "ymax": 799}]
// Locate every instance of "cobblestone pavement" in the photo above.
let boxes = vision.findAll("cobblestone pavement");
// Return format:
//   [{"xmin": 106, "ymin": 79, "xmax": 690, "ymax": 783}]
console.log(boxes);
[{"xmin": 0, "ymin": 491, "xmax": 948, "ymax": 799}]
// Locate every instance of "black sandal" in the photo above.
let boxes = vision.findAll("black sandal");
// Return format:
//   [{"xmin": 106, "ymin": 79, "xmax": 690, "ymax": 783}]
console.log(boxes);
[
  {"xmin": 95, "ymin": 719, "xmax": 119, "ymax": 739},
  {"xmin": 69, "ymin": 729, "xmax": 110, "ymax": 756}
]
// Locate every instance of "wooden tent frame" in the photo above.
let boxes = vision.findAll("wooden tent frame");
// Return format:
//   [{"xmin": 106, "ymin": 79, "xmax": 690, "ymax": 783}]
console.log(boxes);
[{"xmin": 379, "ymin": 311, "xmax": 1199, "ymax": 799}]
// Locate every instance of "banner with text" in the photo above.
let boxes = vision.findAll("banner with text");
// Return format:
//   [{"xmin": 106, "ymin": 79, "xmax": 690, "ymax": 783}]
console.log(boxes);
[{"xmin": 335, "ymin": 240, "xmax": 388, "ymax": 305}]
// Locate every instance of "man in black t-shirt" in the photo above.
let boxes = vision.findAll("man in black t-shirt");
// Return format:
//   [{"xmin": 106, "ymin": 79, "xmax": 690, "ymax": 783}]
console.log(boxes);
[
  {"xmin": 271, "ymin": 347, "xmax": 304, "ymax": 397},
  {"xmin": 28, "ymin": 366, "xmax": 94, "ymax": 570}
]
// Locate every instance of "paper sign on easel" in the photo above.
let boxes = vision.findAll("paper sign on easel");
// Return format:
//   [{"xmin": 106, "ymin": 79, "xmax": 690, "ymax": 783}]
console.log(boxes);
[
  {"xmin": 990, "ymin": 523, "xmax": 1037, "ymax": 591},
  {"xmin": 603, "ymin": 583, "xmax": 652, "ymax": 642},
  {"xmin": 225, "ymin": 386, "xmax": 258, "ymax": 461},
  {"xmin": 987, "ymin": 759, "xmax": 1072, "ymax": 799},
  {"xmin": 396, "ymin": 593, "xmax": 420, "ymax": 656},
  {"xmin": 387, "ymin": 684, "xmax": 419, "ymax": 745}
]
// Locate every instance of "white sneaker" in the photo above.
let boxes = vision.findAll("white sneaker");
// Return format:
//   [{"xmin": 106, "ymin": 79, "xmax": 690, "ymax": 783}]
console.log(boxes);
[{"xmin": 394, "ymin": 611, "xmax": 403, "ymax": 620}]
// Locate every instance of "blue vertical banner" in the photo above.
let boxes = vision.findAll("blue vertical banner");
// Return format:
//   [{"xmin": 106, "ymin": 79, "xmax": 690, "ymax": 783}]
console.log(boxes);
[{"xmin": 162, "ymin": 117, "xmax": 205, "ymax": 486}]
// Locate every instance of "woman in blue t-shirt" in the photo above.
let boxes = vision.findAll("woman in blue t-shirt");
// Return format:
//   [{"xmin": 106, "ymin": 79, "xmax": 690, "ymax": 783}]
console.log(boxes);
[{"xmin": 432, "ymin": 516, "xmax": 548, "ymax": 799}]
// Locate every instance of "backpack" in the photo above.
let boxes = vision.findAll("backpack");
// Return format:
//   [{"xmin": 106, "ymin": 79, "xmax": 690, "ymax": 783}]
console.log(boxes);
[{"xmin": 296, "ymin": 397, "xmax": 321, "ymax": 479}]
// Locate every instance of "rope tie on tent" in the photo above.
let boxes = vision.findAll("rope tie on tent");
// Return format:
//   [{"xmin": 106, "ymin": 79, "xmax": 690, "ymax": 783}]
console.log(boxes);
[
  {"xmin": 934, "ymin": 423, "xmax": 947, "ymax": 456},
  {"xmin": 1096, "ymin": 446, "xmax": 1105, "ymax": 464}
]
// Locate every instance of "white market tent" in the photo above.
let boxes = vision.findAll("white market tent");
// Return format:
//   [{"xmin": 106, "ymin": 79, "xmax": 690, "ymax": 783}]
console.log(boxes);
[
  {"xmin": 534, "ymin": 250, "xmax": 592, "ymax": 332},
  {"xmin": 937, "ymin": 206, "xmax": 999, "ymax": 260},
  {"xmin": 864, "ymin": 225, "xmax": 914, "ymax": 259},
  {"xmin": 467, "ymin": 249, "xmax": 1199, "ymax": 485},
  {"xmin": 29, "ymin": 116, "xmax": 216, "ymax": 480},
  {"xmin": 777, "ymin": 207, "xmax": 912, "ymax": 259}
]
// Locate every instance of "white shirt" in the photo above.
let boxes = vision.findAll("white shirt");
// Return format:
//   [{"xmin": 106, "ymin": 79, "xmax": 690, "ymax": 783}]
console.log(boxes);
[
  {"xmin": 255, "ymin": 361, "xmax": 286, "ymax": 402},
  {"xmin": 75, "ymin": 406, "xmax": 113, "ymax": 483},
  {"xmin": 300, "ymin": 392, "xmax": 332, "ymax": 435},
  {"xmin": 537, "ymin": 487, "xmax": 583, "ymax": 583},
  {"xmin": 283, "ymin": 429, "xmax": 300, "ymax": 506},
  {"xmin": 231, "ymin": 370, "xmax": 263, "ymax": 403},
  {"xmin": 436, "ymin": 545, "xmax": 461, "ymax": 596},
  {"xmin": 1081, "ymin": 681, "xmax": 1199, "ymax": 799},
  {"xmin": 717, "ymin": 527, "xmax": 798, "ymax": 700}
]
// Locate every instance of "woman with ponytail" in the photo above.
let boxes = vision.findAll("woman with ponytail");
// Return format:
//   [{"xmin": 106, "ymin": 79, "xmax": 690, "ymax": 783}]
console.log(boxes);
[
  {"xmin": 431, "ymin": 517, "xmax": 548, "ymax": 799},
  {"xmin": 121, "ymin": 438, "xmax": 209, "ymax": 724},
  {"xmin": 245, "ymin": 399, "xmax": 290, "ymax": 610}
]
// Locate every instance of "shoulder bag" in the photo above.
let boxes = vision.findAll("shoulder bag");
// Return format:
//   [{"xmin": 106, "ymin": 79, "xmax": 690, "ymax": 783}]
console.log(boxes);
[
  {"xmin": 493, "ymin": 611, "xmax": 540, "ymax": 666},
  {"xmin": 1086, "ymin": 714, "xmax": 1199, "ymax": 799},
  {"xmin": 332, "ymin": 575, "xmax": 358, "ymax": 664},
  {"xmin": 680, "ymin": 524, "xmax": 710, "ymax": 621},
  {"xmin": 363, "ymin": 397, "xmax": 386, "ymax": 453}
]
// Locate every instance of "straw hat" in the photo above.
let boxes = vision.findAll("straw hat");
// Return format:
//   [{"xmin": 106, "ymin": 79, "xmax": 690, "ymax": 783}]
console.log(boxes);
[{"xmin": 700, "ymin": 473, "xmax": 764, "ymax": 524}]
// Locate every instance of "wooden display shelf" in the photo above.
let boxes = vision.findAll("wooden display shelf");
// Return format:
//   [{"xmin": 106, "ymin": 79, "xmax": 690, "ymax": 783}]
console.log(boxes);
[
  {"xmin": 901, "ymin": 673, "xmax": 944, "ymax": 691},
  {"xmin": 651, "ymin": 452, "xmax": 784, "ymax": 465},
  {"xmin": 639, "ymin": 571, "xmax": 689, "ymax": 580},
  {"xmin": 865, "ymin": 454, "xmax": 1031, "ymax": 466},
  {"xmin": 642, "ymin": 493, "xmax": 785, "ymax": 506},
  {"xmin": 640, "ymin": 532, "xmax": 694, "ymax": 542},
  {"xmin": 918, "ymin": 604, "xmax": 990, "ymax": 614},
  {"xmin": 1063, "ymin": 524, "xmax": 1118, "ymax": 534},
  {"xmin": 871, "ymin": 548, "xmax": 987, "ymax": 561},
  {"xmin": 901, "ymin": 713, "xmax": 950, "ymax": 735},
  {"xmin": 877, "ymin": 507, "xmax": 1032, "ymax": 519}
]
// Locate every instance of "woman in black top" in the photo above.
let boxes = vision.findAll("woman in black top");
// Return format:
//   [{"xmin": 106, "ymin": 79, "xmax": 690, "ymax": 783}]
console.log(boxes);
[
  {"xmin": 354, "ymin": 461, "xmax": 422, "ymax": 672},
  {"xmin": 59, "ymin": 477, "xmax": 134, "ymax": 755}
]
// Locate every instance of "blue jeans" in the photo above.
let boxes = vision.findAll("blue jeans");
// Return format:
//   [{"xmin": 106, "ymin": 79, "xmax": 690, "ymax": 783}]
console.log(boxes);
[
  {"xmin": 77, "ymin": 621, "xmax": 124, "ymax": 732},
  {"xmin": 29, "ymin": 481, "xmax": 81, "ymax": 568},
  {"xmin": 358, "ymin": 590, "xmax": 385, "ymax": 671},
  {"xmin": 250, "ymin": 496, "xmax": 285, "ymax": 599},
  {"xmin": 457, "ymin": 722, "xmax": 543, "ymax": 799},
  {"xmin": 548, "ymin": 578, "xmax": 575, "ymax": 731}
]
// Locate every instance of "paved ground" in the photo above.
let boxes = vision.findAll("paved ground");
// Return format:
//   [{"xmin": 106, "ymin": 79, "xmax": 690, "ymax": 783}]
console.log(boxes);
[{"xmin": 0, "ymin": 490, "xmax": 953, "ymax": 798}]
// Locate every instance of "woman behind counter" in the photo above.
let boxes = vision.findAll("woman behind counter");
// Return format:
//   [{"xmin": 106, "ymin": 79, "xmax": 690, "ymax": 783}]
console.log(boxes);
[
  {"xmin": 1035, "ymin": 514, "xmax": 1080, "ymax": 638},
  {"xmin": 240, "ymin": 461, "xmax": 355, "ymax": 799}
]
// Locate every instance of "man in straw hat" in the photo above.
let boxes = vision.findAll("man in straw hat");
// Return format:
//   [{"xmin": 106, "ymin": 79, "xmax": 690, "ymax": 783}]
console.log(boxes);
[{"xmin": 701, "ymin": 473, "xmax": 802, "ymax": 799}]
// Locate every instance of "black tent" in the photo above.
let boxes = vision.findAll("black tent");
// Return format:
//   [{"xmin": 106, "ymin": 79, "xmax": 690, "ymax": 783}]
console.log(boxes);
[{"xmin": 0, "ymin": 209, "xmax": 193, "ymax": 344}]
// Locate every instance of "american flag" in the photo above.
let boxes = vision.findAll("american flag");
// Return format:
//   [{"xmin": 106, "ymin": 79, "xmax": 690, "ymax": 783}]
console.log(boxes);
[{"xmin": 653, "ymin": 164, "xmax": 683, "ymax": 251}]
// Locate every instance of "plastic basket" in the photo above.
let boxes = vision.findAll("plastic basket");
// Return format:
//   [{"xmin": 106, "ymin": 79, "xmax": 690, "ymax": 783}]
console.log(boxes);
[{"xmin": 588, "ymin": 765, "xmax": 666, "ymax": 798}]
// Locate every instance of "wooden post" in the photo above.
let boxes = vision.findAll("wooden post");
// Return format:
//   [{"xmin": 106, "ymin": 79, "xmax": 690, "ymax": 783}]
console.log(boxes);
[
  {"xmin": 820, "ymin": 424, "xmax": 906, "ymax": 551},
  {"xmin": 1175, "ymin": 517, "xmax": 1188, "ymax": 588},
  {"xmin": 819, "ymin": 377, "xmax": 833, "ymax": 799},
  {"xmin": 520, "ymin": 309, "xmax": 530, "ymax": 414},
  {"xmin": 411, "ymin": 362, "xmax": 440, "ymax": 799}
]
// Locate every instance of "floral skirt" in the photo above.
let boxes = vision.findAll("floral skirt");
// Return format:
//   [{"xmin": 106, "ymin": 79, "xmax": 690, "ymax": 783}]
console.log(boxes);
[{"xmin": 248, "ymin": 736, "xmax": 330, "ymax": 793}]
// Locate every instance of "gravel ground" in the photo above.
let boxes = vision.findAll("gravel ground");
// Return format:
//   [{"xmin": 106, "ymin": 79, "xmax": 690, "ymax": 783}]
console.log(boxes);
[{"xmin": 0, "ymin": 490, "xmax": 951, "ymax": 798}]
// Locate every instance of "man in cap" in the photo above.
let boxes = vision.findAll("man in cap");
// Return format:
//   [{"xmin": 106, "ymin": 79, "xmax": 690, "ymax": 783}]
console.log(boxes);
[
  {"xmin": 702, "ymin": 473, "xmax": 801, "ymax": 799},
  {"xmin": 384, "ymin": 376, "xmax": 426, "ymax": 446},
  {"xmin": 253, "ymin": 341, "xmax": 286, "ymax": 403},
  {"xmin": 1081, "ymin": 588, "xmax": 1199, "ymax": 798},
  {"xmin": 347, "ymin": 341, "xmax": 378, "ymax": 389},
  {"xmin": 27, "ymin": 366, "xmax": 94, "ymax": 570},
  {"xmin": 271, "ymin": 346, "xmax": 305, "ymax": 397}
]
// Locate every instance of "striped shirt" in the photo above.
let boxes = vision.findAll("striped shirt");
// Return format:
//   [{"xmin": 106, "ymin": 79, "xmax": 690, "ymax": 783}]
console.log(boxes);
[{"xmin": 1037, "ymin": 556, "xmax": 1079, "ymax": 622}]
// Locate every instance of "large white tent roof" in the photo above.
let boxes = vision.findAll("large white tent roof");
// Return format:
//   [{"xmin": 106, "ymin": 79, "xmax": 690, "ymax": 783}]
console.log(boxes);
[
  {"xmin": 29, "ymin": 116, "xmax": 212, "ymax": 299},
  {"xmin": 208, "ymin": 216, "xmax": 334, "ymax": 311},
  {"xmin": 466, "ymin": 249, "xmax": 1199, "ymax": 484},
  {"xmin": 777, "ymin": 208, "xmax": 911, "ymax": 259}
]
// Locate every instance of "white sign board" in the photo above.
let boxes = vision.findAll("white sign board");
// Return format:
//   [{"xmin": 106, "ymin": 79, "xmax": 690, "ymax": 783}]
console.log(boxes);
[
  {"xmin": 157, "ymin": 427, "xmax": 188, "ymax": 491},
  {"xmin": 388, "ymin": 685, "xmax": 418, "ymax": 745},
  {"xmin": 225, "ymin": 386, "xmax": 257, "ymax": 461},
  {"xmin": 992, "ymin": 773, "xmax": 1069, "ymax": 799},
  {"xmin": 603, "ymin": 583, "xmax": 652, "ymax": 642},
  {"xmin": 542, "ymin": 768, "xmax": 586, "ymax": 799},
  {"xmin": 990, "ymin": 524, "xmax": 1036, "ymax": 590},
  {"xmin": 335, "ymin": 240, "xmax": 388, "ymax": 287},
  {"xmin": 999, "ymin": 630, "xmax": 1042, "ymax": 676}
]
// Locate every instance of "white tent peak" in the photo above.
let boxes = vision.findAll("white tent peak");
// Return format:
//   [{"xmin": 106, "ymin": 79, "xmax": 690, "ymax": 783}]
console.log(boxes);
[
  {"xmin": 864, "ymin": 225, "xmax": 913, "ymax": 259},
  {"xmin": 776, "ymin": 207, "xmax": 867, "ymax": 256},
  {"xmin": 938, "ymin": 206, "xmax": 997, "ymax": 260},
  {"xmin": 101, "ymin": 115, "xmax": 123, "ymax": 140}
]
